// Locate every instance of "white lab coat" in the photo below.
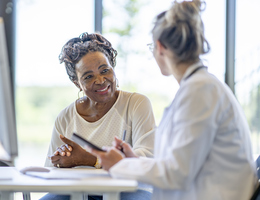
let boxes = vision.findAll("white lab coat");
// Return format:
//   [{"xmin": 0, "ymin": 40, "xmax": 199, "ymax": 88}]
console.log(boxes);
[{"xmin": 110, "ymin": 62, "xmax": 258, "ymax": 200}]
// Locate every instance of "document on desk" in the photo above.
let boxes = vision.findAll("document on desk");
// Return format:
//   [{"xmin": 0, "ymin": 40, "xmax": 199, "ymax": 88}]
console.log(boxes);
[{"xmin": 24, "ymin": 168, "xmax": 109, "ymax": 180}]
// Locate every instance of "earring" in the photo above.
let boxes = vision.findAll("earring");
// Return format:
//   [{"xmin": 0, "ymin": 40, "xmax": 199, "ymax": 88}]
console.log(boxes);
[
  {"xmin": 78, "ymin": 90, "xmax": 84, "ymax": 103},
  {"xmin": 116, "ymin": 78, "xmax": 119, "ymax": 88}
]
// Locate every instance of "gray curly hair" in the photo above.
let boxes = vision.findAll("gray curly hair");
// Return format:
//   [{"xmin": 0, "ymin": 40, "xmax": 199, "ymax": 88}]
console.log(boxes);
[{"xmin": 59, "ymin": 32, "xmax": 118, "ymax": 83}]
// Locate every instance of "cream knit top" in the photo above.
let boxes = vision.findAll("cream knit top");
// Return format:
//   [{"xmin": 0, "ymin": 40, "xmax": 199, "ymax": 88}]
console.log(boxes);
[{"xmin": 45, "ymin": 90, "xmax": 155, "ymax": 167}]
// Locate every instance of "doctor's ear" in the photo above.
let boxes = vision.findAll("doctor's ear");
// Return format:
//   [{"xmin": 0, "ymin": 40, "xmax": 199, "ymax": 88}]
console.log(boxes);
[{"xmin": 155, "ymin": 40, "xmax": 167, "ymax": 55}]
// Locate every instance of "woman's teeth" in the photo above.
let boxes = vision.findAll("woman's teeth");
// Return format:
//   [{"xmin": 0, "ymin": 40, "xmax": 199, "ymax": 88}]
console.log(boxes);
[{"xmin": 97, "ymin": 86, "xmax": 108, "ymax": 92}]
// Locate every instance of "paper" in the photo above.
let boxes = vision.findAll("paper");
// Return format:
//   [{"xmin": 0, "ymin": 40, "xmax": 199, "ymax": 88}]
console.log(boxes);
[{"xmin": 24, "ymin": 168, "xmax": 109, "ymax": 180}]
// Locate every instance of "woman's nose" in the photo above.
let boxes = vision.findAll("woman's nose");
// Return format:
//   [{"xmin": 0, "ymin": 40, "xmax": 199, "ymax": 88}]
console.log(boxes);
[{"xmin": 95, "ymin": 76, "xmax": 106, "ymax": 84}]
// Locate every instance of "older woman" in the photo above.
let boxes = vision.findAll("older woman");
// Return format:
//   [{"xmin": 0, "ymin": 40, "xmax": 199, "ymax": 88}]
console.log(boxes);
[
  {"xmin": 90, "ymin": 1, "xmax": 258, "ymax": 200},
  {"xmin": 44, "ymin": 32, "xmax": 155, "ymax": 169}
]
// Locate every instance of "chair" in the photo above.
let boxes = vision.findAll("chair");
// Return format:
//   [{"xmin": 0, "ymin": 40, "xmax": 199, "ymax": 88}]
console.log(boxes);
[{"xmin": 250, "ymin": 155, "xmax": 260, "ymax": 200}]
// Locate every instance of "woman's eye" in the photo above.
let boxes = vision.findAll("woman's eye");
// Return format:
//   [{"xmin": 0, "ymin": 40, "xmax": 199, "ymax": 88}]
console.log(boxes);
[
  {"xmin": 85, "ymin": 75, "xmax": 93, "ymax": 80},
  {"xmin": 102, "ymin": 69, "xmax": 109, "ymax": 73}
]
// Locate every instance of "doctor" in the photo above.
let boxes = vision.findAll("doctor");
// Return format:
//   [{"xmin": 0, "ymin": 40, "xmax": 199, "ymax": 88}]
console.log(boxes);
[{"xmin": 89, "ymin": 0, "xmax": 258, "ymax": 200}]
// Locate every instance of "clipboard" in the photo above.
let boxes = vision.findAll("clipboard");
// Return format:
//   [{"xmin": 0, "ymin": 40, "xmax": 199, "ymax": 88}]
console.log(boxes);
[{"xmin": 72, "ymin": 133, "xmax": 106, "ymax": 152}]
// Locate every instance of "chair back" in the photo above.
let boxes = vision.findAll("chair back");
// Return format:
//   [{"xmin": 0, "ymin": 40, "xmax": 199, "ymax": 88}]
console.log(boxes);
[{"xmin": 250, "ymin": 155, "xmax": 260, "ymax": 200}]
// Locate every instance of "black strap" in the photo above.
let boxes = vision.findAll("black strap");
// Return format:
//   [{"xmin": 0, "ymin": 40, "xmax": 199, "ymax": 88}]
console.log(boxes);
[{"xmin": 184, "ymin": 66, "xmax": 206, "ymax": 80}]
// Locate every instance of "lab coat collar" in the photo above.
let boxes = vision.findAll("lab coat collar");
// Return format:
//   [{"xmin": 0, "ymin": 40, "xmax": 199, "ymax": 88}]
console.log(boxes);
[{"xmin": 180, "ymin": 61, "xmax": 207, "ymax": 85}]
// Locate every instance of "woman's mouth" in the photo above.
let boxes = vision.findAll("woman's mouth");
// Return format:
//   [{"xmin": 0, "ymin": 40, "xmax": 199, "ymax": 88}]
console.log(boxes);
[{"xmin": 95, "ymin": 85, "xmax": 110, "ymax": 94}]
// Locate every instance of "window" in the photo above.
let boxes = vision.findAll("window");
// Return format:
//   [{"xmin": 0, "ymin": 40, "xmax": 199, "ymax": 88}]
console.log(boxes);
[
  {"xmin": 102, "ymin": 0, "xmax": 225, "ymax": 124},
  {"xmin": 15, "ymin": 0, "xmax": 94, "ymax": 167},
  {"xmin": 235, "ymin": 0, "xmax": 260, "ymax": 154}
]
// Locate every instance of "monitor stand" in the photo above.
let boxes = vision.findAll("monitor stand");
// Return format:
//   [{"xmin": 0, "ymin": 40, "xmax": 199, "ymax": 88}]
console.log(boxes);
[
  {"xmin": 0, "ymin": 142, "xmax": 10, "ymax": 163},
  {"xmin": 0, "ymin": 160, "xmax": 9, "ymax": 166}
]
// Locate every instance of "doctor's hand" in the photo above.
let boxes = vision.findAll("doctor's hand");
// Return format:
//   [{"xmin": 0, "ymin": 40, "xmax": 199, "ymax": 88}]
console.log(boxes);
[
  {"xmin": 113, "ymin": 136, "xmax": 138, "ymax": 158},
  {"xmin": 89, "ymin": 147, "xmax": 124, "ymax": 171},
  {"xmin": 49, "ymin": 135, "xmax": 96, "ymax": 168}
]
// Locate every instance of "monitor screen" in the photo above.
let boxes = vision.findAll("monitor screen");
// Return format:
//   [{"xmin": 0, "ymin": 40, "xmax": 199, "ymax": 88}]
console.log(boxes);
[{"xmin": 0, "ymin": 16, "xmax": 18, "ymax": 163}]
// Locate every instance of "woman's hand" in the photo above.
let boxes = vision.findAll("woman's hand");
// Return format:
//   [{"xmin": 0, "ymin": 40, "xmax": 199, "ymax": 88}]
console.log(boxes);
[
  {"xmin": 89, "ymin": 146, "xmax": 125, "ymax": 171},
  {"xmin": 89, "ymin": 137, "xmax": 137, "ymax": 171},
  {"xmin": 49, "ymin": 135, "xmax": 96, "ymax": 168},
  {"xmin": 54, "ymin": 143, "xmax": 72, "ymax": 157},
  {"xmin": 113, "ymin": 136, "xmax": 138, "ymax": 158}
]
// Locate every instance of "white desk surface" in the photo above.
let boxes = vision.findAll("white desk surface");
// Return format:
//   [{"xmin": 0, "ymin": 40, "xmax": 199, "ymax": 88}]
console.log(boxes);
[{"xmin": 0, "ymin": 167, "xmax": 138, "ymax": 200}]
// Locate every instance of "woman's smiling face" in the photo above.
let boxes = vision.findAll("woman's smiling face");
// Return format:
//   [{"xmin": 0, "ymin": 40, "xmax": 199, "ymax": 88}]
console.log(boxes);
[{"xmin": 75, "ymin": 51, "xmax": 117, "ymax": 104}]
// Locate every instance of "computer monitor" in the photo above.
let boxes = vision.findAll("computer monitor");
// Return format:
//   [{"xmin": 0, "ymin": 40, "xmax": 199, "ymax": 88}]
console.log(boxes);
[{"xmin": 0, "ymin": 17, "xmax": 18, "ymax": 164}]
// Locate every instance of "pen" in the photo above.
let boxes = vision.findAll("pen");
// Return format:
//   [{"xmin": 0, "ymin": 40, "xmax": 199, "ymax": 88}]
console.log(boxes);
[
  {"xmin": 122, "ymin": 130, "xmax": 126, "ymax": 141},
  {"xmin": 120, "ymin": 130, "xmax": 126, "ymax": 152}
]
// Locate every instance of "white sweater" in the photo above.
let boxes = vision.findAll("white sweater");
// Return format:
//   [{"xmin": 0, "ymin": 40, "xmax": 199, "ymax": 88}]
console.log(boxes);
[{"xmin": 45, "ymin": 90, "xmax": 155, "ymax": 167}]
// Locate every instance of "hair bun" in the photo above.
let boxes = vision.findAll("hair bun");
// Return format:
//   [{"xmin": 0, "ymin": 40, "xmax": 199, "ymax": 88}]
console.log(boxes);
[
  {"xmin": 165, "ymin": 0, "xmax": 205, "ymax": 27},
  {"xmin": 165, "ymin": 5, "xmax": 175, "ymax": 26},
  {"xmin": 152, "ymin": 0, "xmax": 210, "ymax": 63}
]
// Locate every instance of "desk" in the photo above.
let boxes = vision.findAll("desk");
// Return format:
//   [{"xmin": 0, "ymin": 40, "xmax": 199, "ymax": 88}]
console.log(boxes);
[{"xmin": 0, "ymin": 167, "xmax": 138, "ymax": 200}]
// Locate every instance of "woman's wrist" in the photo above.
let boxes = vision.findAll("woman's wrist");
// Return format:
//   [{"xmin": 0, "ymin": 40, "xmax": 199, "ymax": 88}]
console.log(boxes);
[
  {"xmin": 80, "ymin": 151, "xmax": 96, "ymax": 166},
  {"xmin": 94, "ymin": 157, "xmax": 102, "ymax": 169}
]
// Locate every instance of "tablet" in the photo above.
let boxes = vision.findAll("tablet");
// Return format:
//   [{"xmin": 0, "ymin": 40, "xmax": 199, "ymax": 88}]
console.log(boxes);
[{"xmin": 72, "ymin": 133, "xmax": 106, "ymax": 152}]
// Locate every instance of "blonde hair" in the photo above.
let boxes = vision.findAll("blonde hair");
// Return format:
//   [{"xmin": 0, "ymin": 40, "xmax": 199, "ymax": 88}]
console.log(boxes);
[{"xmin": 152, "ymin": 0, "xmax": 210, "ymax": 63}]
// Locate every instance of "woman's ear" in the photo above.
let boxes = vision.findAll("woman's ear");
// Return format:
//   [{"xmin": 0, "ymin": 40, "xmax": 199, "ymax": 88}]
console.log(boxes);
[{"xmin": 73, "ymin": 81, "xmax": 81, "ymax": 90}]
